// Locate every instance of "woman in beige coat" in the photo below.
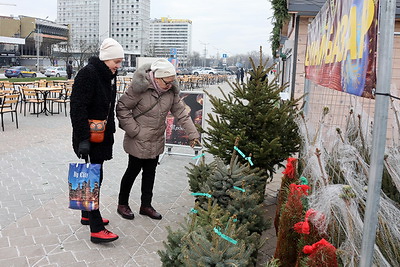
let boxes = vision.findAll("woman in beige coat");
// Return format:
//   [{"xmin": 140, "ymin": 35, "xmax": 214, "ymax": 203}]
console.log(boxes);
[{"xmin": 116, "ymin": 59, "xmax": 200, "ymax": 220}]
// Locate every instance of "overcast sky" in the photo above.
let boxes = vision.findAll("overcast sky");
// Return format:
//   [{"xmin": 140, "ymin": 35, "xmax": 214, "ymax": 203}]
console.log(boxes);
[{"xmin": 0, "ymin": 0, "xmax": 273, "ymax": 57}]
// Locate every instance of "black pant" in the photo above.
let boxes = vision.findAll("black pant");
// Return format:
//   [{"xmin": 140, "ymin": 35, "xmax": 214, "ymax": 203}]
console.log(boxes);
[
  {"xmin": 81, "ymin": 158, "xmax": 105, "ymax": 233},
  {"xmin": 118, "ymin": 154, "xmax": 159, "ymax": 207}
]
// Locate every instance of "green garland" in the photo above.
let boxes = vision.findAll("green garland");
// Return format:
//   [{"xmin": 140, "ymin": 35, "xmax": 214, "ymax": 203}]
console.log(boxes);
[{"xmin": 270, "ymin": 0, "xmax": 290, "ymax": 57}]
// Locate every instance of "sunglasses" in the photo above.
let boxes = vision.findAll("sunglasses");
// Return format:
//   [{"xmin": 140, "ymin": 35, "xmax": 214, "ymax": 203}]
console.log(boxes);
[{"xmin": 160, "ymin": 78, "xmax": 174, "ymax": 86}]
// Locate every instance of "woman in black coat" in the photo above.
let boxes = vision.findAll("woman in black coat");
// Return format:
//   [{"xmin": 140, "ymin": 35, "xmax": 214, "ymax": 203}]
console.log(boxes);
[{"xmin": 70, "ymin": 38, "xmax": 124, "ymax": 243}]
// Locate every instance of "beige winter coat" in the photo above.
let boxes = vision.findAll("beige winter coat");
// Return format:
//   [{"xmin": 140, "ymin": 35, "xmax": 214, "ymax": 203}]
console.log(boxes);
[{"xmin": 116, "ymin": 63, "xmax": 200, "ymax": 159}]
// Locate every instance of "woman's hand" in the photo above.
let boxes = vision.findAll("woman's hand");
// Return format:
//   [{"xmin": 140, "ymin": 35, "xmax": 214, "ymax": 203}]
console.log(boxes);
[{"xmin": 189, "ymin": 138, "xmax": 201, "ymax": 148}]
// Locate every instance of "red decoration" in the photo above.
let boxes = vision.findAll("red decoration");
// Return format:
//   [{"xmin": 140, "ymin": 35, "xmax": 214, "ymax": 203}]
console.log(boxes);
[
  {"xmin": 290, "ymin": 183, "xmax": 310, "ymax": 196},
  {"xmin": 293, "ymin": 209, "xmax": 316, "ymax": 234},
  {"xmin": 294, "ymin": 221, "xmax": 310, "ymax": 234},
  {"xmin": 303, "ymin": 238, "xmax": 335, "ymax": 254},
  {"xmin": 282, "ymin": 158, "xmax": 297, "ymax": 179},
  {"xmin": 274, "ymin": 182, "xmax": 307, "ymax": 266},
  {"xmin": 303, "ymin": 239, "xmax": 338, "ymax": 267}
]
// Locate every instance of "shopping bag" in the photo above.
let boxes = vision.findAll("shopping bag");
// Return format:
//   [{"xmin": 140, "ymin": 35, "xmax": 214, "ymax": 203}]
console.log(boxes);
[{"xmin": 68, "ymin": 162, "xmax": 101, "ymax": 211}]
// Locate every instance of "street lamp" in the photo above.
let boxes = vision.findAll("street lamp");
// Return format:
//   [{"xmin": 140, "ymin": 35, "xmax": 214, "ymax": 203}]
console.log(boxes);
[{"xmin": 35, "ymin": 28, "xmax": 42, "ymax": 72}]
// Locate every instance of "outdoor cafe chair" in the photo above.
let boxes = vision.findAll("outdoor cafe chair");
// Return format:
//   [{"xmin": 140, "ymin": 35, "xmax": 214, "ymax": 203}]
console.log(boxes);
[
  {"xmin": 0, "ymin": 94, "xmax": 20, "ymax": 131},
  {"xmin": 20, "ymin": 87, "xmax": 44, "ymax": 117},
  {"xmin": 51, "ymin": 86, "xmax": 72, "ymax": 116}
]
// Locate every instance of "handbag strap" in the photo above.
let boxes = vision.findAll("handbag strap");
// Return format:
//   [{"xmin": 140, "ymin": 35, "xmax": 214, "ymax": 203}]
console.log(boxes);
[
  {"xmin": 134, "ymin": 96, "xmax": 161, "ymax": 119},
  {"xmin": 105, "ymin": 102, "xmax": 112, "ymax": 123},
  {"xmin": 105, "ymin": 77, "xmax": 117, "ymax": 123}
]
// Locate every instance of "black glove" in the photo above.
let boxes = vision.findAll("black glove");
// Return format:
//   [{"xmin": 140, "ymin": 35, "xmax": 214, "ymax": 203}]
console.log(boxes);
[{"xmin": 78, "ymin": 139, "xmax": 90, "ymax": 159}]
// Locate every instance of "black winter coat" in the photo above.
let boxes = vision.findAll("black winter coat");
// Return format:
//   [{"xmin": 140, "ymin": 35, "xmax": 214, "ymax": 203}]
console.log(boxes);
[{"xmin": 70, "ymin": 57, "xmax": 117, "ymax": 161}]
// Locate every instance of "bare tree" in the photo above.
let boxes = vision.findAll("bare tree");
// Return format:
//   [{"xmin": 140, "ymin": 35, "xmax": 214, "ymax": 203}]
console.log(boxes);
[
  {"xmin": 187, "ymin": 51, "xmax": 201, "ymax": 67},
  {"xmin": 74, "ymin": 40, "xmax": 100, "ymax": 71}
]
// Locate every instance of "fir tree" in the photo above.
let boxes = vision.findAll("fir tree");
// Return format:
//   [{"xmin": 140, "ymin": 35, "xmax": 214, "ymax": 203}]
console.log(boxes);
[
  {"xmin": 185, "ymin": 157, "xmax": 216, "ymax": 193},
  {"xmin": 200, "ymin": 50, "xmax": 301, "ymax": 179},
  {"xmin": 181, "ymin": 215, "xmax": 256, "ymax": 267},
  {"xmin": 161, "ymin": 149, "xmax": 271, "ymax": 266},
  {"xmin": 158, "ymin": 200, "xmax": 258, "ymax": 266},
  {"xmin": 157, "ymin": 226, "xmax": 187, "ymax": 266},
  {"xmin": 227, "ymin": 183, "xmax": 271, "ymax": 234},
  {"xmin": 198, "ymin": 156, "xmax": 266, "ymax": 209}
]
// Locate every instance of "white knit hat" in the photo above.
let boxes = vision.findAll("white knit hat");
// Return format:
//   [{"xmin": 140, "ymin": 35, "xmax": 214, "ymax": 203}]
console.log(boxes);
[
  {"xmin": 151, "ymin": 59, "xmax": 176, "ymax": 78},
  {"xmin": 99, "ymin": 38, "xmax": 124, "ymax": 61}
]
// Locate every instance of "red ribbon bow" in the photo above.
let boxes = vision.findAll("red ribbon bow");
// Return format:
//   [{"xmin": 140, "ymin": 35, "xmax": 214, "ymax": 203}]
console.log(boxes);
[
  {"xmin": 282, "ymin": 157, "xmax": 297, "ymax": 179},
  {"xmin": 290, "ymin": 183, "xmax": 310, "ymax": 196},
  {"xmin": 303, "ymin": 238, "xmax": 336, "ymax": 254},
  {"xmin": 293, "ymin": 209, "xmax": 316, "ymax": 234}
]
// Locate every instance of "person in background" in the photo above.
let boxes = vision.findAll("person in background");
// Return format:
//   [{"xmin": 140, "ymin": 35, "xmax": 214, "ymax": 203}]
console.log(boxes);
[
  {"xmin": 240, "ymin": 67, "xmax": 245, "ymax": 84},
  {"xmin": 70, "ymin": 38, "xmax": 123, "ymax": 243},
  {"xmin": 116, "ymin": 58, "xmax": 200, "ymax": 221},
  {"xmin": 66, "ymin": 60, "xmax": 73, "ymax": 79}
]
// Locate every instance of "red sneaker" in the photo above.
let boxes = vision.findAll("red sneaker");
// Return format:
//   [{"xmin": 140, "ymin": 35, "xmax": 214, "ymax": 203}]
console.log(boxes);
[
  {"xmin": 80, "ymin": 217, "xmax": 110, "ymax": 226},
  {"xmin": 90, "ymin": 229, "xmax": 119, "ymax": 243}
]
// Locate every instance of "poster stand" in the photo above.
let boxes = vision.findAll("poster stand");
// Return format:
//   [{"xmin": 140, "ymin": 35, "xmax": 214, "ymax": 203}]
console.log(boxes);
[
  {"xmin": 158, "ymin": 91, "xmax": 205, "ymax": 165},
  {"xmin": 158, "ymin": 145, "xmax": 203, "ymax": 165}
]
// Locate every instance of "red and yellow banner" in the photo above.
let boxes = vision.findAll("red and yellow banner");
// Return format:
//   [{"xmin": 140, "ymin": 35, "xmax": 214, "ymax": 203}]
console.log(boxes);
[{"xmin": 305, "ymin": 0, "xmax": 378, "ymax": 98}]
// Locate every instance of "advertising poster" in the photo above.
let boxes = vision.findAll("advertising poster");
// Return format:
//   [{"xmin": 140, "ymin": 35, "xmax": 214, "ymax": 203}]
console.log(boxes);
[
  {"xmin": 304, "ymin": 0, "xmax": 378, "ymax": 98},
  {"xmin": 165, "ymin": 91, "xmax": 204, "ymax": 147}
]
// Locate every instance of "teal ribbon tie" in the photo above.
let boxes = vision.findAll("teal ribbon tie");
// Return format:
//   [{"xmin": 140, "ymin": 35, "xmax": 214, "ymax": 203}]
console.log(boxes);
[
  {"xmin": 191, "ymin": 192, "xmax": 212, "ymax": 198},
  {"xmin": 245, "ymin": 157, "xmax": 254, "ymax": 166},
  {"xmin": 213, "ymin": 227, "xmax": 238, "ymax": 245},
  {"xmin": 193, "ymin": 153, "xmax": 205, "ymax": 159},
  {"xmin": 234, "ymin": 146, "xmax": 246, "ymax": 158},
  {"xmin": 190, "ymin": 208, "xmax": 198, "ymax": 213},
  {"xmin": 300, "ymin": 176, "xmax": 309, "ymax": 185},
  {"xmin": 234, "ymin": 146, "xmax": 254, "ymax": 166},
  {"xmin": 233, "ymin": 186, "xmax": 246, "ymax": 192}
]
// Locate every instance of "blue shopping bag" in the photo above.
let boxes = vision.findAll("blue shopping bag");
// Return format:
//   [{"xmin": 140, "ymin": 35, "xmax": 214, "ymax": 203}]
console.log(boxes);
[{"xmin": 68, "ymin": 162, "xmax": 101, "ymax": 211}]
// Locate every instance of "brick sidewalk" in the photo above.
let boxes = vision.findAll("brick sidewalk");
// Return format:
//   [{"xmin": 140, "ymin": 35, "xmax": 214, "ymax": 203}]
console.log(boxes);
[{"xmin": 0, "ymin": 80, "xmax": 279, "ymax": 266}]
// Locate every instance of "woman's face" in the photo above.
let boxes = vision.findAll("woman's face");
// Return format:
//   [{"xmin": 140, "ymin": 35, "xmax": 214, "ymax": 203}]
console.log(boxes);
[
  {"xmin": 104, "ymin": 58, "xmax": 123, "ymax": 74},
  {"xmin": 156, "ymin": 75, "xmax": 175, "ymax": 90}
]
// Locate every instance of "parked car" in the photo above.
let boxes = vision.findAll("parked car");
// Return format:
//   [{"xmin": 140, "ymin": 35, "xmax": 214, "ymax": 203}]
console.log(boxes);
[
  {"xmin": 191, "ymin": 67, "xmax": 218, "ymax": 75},
  {"xmin": 40, "ymin": 66, "xmax": 51, "ymax": 74},
  {"xmin": 177, "ymin": 68, "xmax": 191, "ymax": 75},
  {"xmin": 215, "ymin": 68, "xmax": 234, "ymax": 75},
  {"xmin": 4, "ymin": 66, "xmax": 37, "ymax": 78},
  {"xmin": 44, "ymin": 66, "xmax": 67, "ymax": 77},
  {"xmin": 118, "ymin": 66, "xmax": 136, "ymax": 76}
]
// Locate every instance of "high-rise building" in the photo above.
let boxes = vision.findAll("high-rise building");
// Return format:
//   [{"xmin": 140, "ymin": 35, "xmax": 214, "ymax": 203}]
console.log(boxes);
[
  {"xmin": 57, "ymin": 0, "xmax": 150, "ymax": 65},
  {"xmin": 149, "ymin": 17, "xmax": 192, "ymax": 66}
]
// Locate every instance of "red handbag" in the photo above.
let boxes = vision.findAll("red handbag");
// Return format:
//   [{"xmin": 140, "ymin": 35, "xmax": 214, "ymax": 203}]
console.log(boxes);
[
  {"xmin": 88, "ymin": 119, "xmax": 106, "ymax": 143},
  {"xmin": 88, "ymin": 102, "xmax": 111, "ymax": 143}
]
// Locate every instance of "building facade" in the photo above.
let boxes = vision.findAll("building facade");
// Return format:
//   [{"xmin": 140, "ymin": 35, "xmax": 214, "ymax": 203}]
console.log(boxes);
[
  {"xmin": 0, "ymin": 15, "xmax": 69, "ymax": 68},
  {"xmin": 149, "ymin": 17, "xmax": 192, "ymax": 66},
  {"xmin": 57, "ymin": 0, "xmax": 150, "ymax": 66}
]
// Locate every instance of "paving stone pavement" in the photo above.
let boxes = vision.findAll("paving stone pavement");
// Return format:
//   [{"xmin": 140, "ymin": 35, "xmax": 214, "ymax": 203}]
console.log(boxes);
[{"xmin": 0, "ymin": 80, "xmax": 280, "ymax": 266}]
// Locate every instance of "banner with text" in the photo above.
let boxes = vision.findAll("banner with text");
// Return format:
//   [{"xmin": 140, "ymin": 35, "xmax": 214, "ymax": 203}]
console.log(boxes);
[{"xmin": 305, "ymin": 0, "xmax": 378, "ymax": 98}]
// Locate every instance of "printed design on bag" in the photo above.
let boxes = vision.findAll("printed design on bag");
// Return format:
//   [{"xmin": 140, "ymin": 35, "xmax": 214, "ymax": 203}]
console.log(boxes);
[
  {"xmin": 89, "ymin": 121, "xmax": 106, "ymax": 131},
  {"xmin": 68, "ymin": 165, "xmax": 100, "ymax": 211}
]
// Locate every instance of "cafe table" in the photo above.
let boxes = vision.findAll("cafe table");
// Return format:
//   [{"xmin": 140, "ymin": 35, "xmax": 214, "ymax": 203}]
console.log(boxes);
[
  {"xmin": 12, "ymin": 81, "xmax": 36, "ymax": 89},
  {"xmin": 31, "ymin": 86, "xmax": 63, "ymax": 116},
  {"xmin": 52, "ymin": 80, "xmax": 71, "ymax": 87},
  {"xmin": 12, "ymin": 81, "xmax": 36, "ymax": 86}
]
